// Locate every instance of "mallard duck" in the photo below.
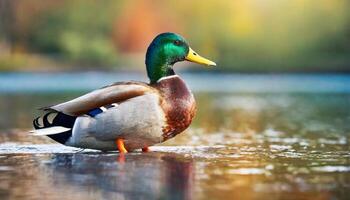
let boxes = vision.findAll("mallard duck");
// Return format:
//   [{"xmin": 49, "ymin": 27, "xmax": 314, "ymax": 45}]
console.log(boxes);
[{"xmin": 31, "ymin": 32, "xmax": 216, "ymax": 153}]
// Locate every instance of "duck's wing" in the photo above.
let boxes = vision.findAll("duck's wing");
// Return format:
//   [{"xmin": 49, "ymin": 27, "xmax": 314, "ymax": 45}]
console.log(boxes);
[{"xmin": 46, "ymin": 82, "xmax": 155, "ymax": 116}]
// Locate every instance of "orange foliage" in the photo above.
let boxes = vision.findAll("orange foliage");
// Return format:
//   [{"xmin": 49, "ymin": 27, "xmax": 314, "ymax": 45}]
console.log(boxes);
[{"xmin": 112, "ymin": 0, "xmax": 182, "ymax": 52}]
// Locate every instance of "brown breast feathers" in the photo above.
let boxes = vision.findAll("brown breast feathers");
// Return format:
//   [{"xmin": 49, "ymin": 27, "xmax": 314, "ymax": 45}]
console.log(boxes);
[{"xmin": 153, "ymin": 75, "xmax": 196, "ymax": 141}]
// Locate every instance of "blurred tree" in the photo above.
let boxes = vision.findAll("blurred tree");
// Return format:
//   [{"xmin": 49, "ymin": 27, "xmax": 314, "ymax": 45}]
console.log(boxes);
[
  {"xmin": 0, "ymin": 0, "xmax": 16, "ymax": 53},
  {"xmin": 27, "ymin": 0, "xmax": 118, "ymax": 66},
  {"xmin": 0, "ymin": 0, "xmax": 350, "ymax": 71},
  {"xmin": 112, "ymin": 0, "xmax": 181, "ymax": 52},
  {"xmin": 171, "ymin": 0, "xmax": 350, "ymax": 72}
]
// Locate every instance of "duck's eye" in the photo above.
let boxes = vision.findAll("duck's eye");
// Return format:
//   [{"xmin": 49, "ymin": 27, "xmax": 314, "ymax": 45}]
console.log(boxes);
[{"xmin": 173, "ymin": 40, "xmax": 181, "ymax": 46}]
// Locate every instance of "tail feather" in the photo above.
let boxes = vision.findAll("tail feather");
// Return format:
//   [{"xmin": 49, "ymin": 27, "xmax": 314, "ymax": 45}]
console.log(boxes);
[
  {"xmin": 30, "ymin": 126, "xmax": 71, "ymax": 136},
  {"xmin": 32, "ymin": 111, "xmax": 76, "ymax": 144}
]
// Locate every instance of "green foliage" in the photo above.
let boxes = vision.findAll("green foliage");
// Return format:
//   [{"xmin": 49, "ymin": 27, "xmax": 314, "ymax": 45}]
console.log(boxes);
[
  {"xmin": 0, "ymin": 55, "xmax": 26, "ymax": 71},
  {"xmin": 1, "ymin": 0, "xmax": 350, "ymax": 71},
  {"xmin": 28, "ymin": 0, "xmax": 118, "ymax": 66},
  {"xmin": 171, "ymin": 0, "xmax": 350, "ymax": 72}
]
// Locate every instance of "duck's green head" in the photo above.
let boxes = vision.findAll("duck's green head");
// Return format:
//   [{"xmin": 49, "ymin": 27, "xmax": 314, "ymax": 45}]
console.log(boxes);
[{"xmin": 146, "ymin": 32, "xmax": 216, "ymax": 83}]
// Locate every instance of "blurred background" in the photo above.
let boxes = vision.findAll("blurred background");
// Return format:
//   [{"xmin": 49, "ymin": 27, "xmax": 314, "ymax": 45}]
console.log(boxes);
[{"xmin": 1, "ymin": 0, "xmax": 350, "ymax": 72}]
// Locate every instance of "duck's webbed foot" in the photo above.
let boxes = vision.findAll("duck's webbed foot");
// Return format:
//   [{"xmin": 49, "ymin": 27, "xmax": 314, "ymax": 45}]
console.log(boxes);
[
  {"xmin": 116, "ymin": 139, "xmax": 128, "ymax": 153},
  {"xmin": 142, "ymin": 147, "xmax": 150, "ymax": 152}
]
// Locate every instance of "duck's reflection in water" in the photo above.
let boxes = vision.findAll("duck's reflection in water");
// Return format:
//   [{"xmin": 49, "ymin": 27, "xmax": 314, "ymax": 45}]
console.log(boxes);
[{"xmin": 48, "ymin": 152, "xmax": 194, "ymax": 199}]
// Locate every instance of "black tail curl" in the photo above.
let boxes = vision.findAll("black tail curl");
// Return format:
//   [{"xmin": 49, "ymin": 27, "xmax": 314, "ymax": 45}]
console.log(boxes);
[{"xmin": 33, "ymin": 111, "xmax": 76, "ymax": 144}]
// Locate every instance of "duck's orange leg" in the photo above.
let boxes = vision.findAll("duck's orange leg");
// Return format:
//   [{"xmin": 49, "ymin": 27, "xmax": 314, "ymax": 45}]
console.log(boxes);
[
  {"xmin": 116, "ymin": 139, "xmax": 128, "ymax": 153},
  {"xmin": 142, "ymin": 147, "xmax": 150, "ymax": 152}
]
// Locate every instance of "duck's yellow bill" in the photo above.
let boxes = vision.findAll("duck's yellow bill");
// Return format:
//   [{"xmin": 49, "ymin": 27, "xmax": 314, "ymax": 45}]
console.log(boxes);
[{"xmin": 185, "ymin": 47, "xmax": 216, "ymax": 66}]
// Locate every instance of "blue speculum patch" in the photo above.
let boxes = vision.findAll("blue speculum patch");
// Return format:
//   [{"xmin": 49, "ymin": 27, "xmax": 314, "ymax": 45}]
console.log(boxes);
[
  {"xmin": 88, "ymin": 108, "xmax": 103, "ymax": 117},
  {"xmin": 87, "ymin": 104, "xmax": 117, "ymax": 117}
]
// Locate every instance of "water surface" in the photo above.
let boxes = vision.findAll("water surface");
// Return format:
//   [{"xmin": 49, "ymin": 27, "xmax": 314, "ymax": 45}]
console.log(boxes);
[{"xmin": 0, "ymin": 73, "xmax": 349, "ymax": 200}]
